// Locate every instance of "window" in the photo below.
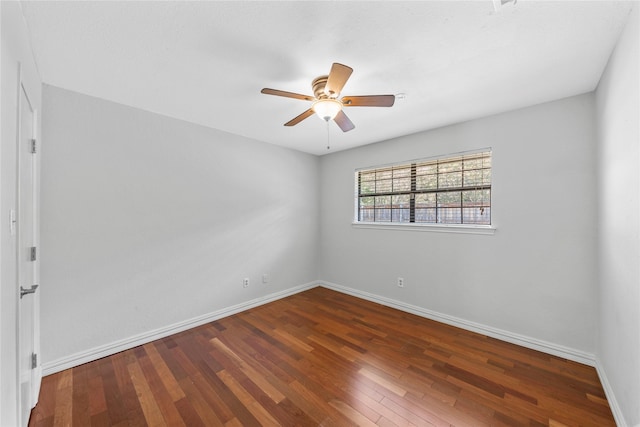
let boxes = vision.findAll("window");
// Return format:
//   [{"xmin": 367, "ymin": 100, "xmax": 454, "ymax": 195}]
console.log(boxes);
[{"xmin": 356, "ymin": 150, "xmax": 491, "ymax": 226}]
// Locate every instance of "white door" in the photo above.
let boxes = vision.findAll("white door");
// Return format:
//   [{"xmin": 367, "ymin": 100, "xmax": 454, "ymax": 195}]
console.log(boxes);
[{"xmin": 17, "ymin": 81, "xmax": 40, "ymax": 427}]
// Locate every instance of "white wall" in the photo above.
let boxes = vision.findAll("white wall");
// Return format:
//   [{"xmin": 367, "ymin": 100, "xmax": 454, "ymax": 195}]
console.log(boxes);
[
  {"xmin": 319, "ymin": 94, "xmax": 598, "ymax": 357},
  {"xmin": 1, "ymin": 2, "xmax": 42, "ymax": 426},
  {"xmin": 40, "ymin": 85, "xmax": 319, "ymax": 366},
  {"xmin": 596, "ymin": 5, "xmax": 640, "ymax": 426}
]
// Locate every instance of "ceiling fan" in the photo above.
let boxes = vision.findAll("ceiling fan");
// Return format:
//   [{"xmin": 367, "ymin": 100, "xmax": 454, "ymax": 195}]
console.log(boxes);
[{"xmin": 261, "ymin": 63, "xmax": 395, "ymax": 132}]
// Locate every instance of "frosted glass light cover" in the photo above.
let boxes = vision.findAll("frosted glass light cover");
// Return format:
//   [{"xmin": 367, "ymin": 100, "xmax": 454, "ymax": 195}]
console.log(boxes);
[{"xmin": 312, "ymin": 99, "xmax": 342, "ymax": 121}]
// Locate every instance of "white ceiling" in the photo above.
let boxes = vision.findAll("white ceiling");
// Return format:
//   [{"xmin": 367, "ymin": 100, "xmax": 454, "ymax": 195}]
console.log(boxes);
[{"xmin": 20, "ymin": 1, "xmax": 633, "ymax": 155}]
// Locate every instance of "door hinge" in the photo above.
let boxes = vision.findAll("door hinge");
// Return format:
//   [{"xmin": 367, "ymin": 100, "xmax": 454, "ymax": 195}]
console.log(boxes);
[
  {"xmin": 30, "ymin": 246, "xmax": 37, "ymax": 262},
  {"xmin": 30, "ymin": 139, "xmax": 37, "ymax": 154},
  {"xmin": 31, "ymin": 353, "xmax": 38, "ymax": 369}
]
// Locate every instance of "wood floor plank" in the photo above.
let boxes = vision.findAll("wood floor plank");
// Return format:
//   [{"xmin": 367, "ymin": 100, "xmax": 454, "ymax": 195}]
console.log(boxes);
[
  {"xmin": 190, "ymin": 361, "xmax": 238, "ymax": 424},
  {"xmin": 137, "ymin": 349, "xmax": 187, "ymax": 426},
  {"xmin": 96, "ymin": 358, "xmax": 128, "ymax": 426},
  {"xmin": 170, "ymin": 348, "xmax": 233, "ymax": 425},
  {"xmin": 86, "ymin": 368, "xmax": 107, "ymax": 418},
  {"xmin": 127, "ymin": 359, "xmax": 167, "ymax": 426},
  {"xmin": 379, "ymin": 394, "xmax": 451, "ymax": 427},
  {"xmin": 272, "ymin": 328, "xmax": 314, "ymax": 353},
  {"xmin": 52, "ymin": 370, "xmax": 73, "ymax": 427},
  {"xmin": 30, "ymin": 287, "xmax": 616, "ymax": 427},
  {"xmin": 359, "ymin": 367, "xmax": 408, "ymax": 397},
  {"xmin": 286, "ymin": 379, "xmax": 355, "ymax": 425},
  {"xmin": 176, "ymin": 376, "xmax": 226, "ymax": 426},
  {"xmin": 328, "ymin": 399, "xmax": 380, "ymax": 427},
  {"xmin": 143, "ymin": 342, "xmax": 186, "ymax": 402},
  {"xmin": 69, "ymin": 364, "xmax": 90, "ymax": 426},
  {"xmin": 351, "ymin": 389, "xmax": 416, "ymax": 427},
  {"xmin": 210, "ymin": 337, "xmax": 286, "ymax": 404},
  {"xmin": 216, "ymin": 369, "xmax": 280, "ymax": 426},
  {"xmin": 109, "ymin": 351, "xmax": 147, "ymax": 427},
  {"xmin": 173, "ymin": 397, "xmax": 205, "ymax": 427}
]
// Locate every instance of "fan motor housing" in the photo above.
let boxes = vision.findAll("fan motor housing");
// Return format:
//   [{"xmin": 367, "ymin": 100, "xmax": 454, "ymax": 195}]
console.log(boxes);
[{"xmin": 312, "ymin": 75, "xmax": 331, "ymax": 99}]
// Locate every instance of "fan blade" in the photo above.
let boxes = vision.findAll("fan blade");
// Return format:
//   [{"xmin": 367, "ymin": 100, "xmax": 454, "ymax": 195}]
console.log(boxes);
[
  {"xmin": 325, "ymin": 63, "xmax": 353, "ymax": 97},
  {"xmin": 334, "ymin": 110, "xmax": 355, "ymax": 132},
  {"xmin": 284, "ymin": 109, "xmax": 315, "ymax": 126},
  {"xmin": 342, "ymin": 95, "xmax": 395, "ymax": 107},
  {"xmin": 261, "ymin": 88, "xmax": 315, "ymax": 102}
]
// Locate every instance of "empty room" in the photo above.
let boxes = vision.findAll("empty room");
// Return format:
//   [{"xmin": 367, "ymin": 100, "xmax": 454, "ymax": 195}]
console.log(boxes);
[{"xmin": 1, "ymin": 1, "xmax": 639, "ymax": 426}]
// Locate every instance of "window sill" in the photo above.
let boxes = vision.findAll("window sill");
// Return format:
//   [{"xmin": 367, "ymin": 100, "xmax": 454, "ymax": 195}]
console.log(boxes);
[{"xmin": 352, "ymin": 222, "xmax": 496, "ymax": 235}]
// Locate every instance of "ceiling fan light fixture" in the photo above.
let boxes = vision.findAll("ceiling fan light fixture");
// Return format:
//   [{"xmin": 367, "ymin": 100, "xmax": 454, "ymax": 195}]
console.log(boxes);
[
  {"xmin": 261, "ymin": 62, "xmax": 394, "ymax": 132},
  {"xmin": 312, "ymin": 99, "xmax": 342, "ymax": 121}
]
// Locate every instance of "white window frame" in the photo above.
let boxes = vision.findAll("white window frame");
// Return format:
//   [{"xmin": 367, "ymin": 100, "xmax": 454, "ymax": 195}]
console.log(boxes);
[{"xmin": 353, "ymin": 149, "xmax": 496, "ymax": 235}]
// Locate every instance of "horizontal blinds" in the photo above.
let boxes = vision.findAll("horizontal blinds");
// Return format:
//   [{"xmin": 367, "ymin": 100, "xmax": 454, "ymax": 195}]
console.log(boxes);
[{"xmin": 357, "ymin": 150, "xmax": 491, "ymax": 225}]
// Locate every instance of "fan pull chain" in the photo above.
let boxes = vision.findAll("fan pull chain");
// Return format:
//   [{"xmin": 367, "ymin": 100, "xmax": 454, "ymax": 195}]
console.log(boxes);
[{"xmin": 326, "ymin": 120, "xmax": 331, "ymax": 151}]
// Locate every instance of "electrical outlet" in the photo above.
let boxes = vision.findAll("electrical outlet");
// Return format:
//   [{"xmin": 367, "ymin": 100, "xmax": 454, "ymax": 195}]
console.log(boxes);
[
  {"xmin": 262, "ymin": 274, "xmax": 269, "ymax": 284},
  {"xmin": 243, "ymin": 278, "xmax": 249, "ymax": 288},
  {"xmin": 397, "ymin": 277, "xmax": 404, "ymax": 288}
]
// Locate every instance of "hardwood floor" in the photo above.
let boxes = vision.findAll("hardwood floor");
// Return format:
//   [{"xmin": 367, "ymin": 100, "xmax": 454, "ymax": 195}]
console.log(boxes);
[{"xmin": 29, "ymin": 287, "xmax": 615, "ymax": 426}]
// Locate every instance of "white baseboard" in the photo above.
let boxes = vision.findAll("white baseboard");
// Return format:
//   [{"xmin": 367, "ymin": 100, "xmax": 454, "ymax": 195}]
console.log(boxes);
[
  {"xmin": 595, "ymin": 358, "xmax": 628, "ymax": 427},
  {"xmin": 42, "ymin": 279, "xmax": 595, "ymax": 373},
  {"xmin": 319, "ymin": 281, "xmax": 596, "ymax": 366},
  {"xmin": 42, "ymin": 281, "xmax": 319, "ymax": 376},
  {"xmin": 44, "ymin": 280, "xmax": 626, "ymax": 424}
]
